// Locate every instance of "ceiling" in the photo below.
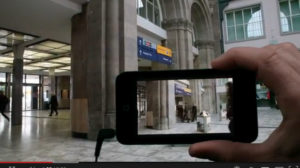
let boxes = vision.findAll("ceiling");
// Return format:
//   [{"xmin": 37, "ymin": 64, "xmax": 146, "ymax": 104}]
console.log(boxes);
[{"xmin": 0, "ymin": 0, "xmax": 88, "ymax": 75}]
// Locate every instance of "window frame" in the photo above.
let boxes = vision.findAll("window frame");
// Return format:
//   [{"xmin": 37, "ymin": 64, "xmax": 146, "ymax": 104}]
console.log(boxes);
[
  {"xmin": 137, "ymin": 0, "xmax": 162, "ymax": 27},
  {"xmin": 278, "ymin": 0, "xmax": 300, "ymax": 34},
  {"xmin": 224, "ymin": 4, "xmax": 265, "ymax": 43}
]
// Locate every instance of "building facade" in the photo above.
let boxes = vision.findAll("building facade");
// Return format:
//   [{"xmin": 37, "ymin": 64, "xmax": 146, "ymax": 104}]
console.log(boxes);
[{"xmin": 222, "ymin": 0, "xmax": 300, "ymax": 107}]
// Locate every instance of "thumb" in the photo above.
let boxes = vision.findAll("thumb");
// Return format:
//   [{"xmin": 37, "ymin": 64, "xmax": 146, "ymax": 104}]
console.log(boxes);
[{"xmin": 189, "ymin": 140, "xmax": 265, "ymax": 162}]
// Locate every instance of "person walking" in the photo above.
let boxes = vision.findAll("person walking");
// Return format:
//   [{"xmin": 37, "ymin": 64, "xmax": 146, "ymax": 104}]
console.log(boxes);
[
  {"xmin": 49, "ymin": 94, "xmax": 58, "ymax": 116},
  {"xmin": 225, "ymin": 82, "xmax": 233, "ymax": 133},
  {"xmin": 0, "ymin": 91, "xmax": 9, "ymax": 121}
]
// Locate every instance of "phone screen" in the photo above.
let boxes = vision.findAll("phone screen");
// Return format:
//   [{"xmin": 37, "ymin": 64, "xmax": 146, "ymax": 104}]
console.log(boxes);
[{"xmin": 137, "ymin": 78, "xmax": 233, "ymax": 135}]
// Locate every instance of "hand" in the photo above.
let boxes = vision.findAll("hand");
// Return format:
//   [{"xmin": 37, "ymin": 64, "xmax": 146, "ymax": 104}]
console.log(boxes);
[{"xmin": 189, "ymin": 43, "xmax": 300, "ymax": 162}]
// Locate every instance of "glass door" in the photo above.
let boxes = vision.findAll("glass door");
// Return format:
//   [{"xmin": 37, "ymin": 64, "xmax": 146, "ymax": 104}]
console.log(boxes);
[{"xmin": 22, "ymin": 86, "xmax": 32, "ymax": 111}]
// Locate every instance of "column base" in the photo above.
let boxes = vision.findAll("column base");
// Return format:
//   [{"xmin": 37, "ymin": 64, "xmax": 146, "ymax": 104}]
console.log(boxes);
[{"xmin": 72, "ymin": 132, "xmax": 88, "ymax": 139}]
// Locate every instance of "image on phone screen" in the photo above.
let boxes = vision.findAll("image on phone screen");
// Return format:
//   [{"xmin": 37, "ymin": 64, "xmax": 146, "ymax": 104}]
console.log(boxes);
[{"xmin": 137, "ymin": 78, "xmax": 233, "ymax": 135}]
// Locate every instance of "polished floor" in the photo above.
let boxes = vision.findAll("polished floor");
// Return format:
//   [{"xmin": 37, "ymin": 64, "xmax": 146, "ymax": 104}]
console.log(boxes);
[
  {"xmin": 0, "ymin": 108, "xmax": 282, "ymax": 162},
  {"xmin": 139, "ymin": 113, "xmax": 230, "ymax": 135}
]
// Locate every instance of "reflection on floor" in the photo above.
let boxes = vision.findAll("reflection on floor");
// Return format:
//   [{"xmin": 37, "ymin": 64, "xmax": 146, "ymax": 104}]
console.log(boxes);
[{"xmin": 0, "ymin": 108, "xmax": 282, "ymax": 162}]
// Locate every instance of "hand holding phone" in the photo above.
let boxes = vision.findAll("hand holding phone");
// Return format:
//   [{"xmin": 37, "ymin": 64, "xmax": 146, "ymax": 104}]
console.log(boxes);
[{"xmin": 116, "ymin": 69, "xmax": 257, "ymax": 144}]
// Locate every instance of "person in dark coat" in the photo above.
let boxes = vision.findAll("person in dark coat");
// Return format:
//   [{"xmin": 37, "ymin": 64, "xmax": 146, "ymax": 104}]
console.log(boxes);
[
  {"xmin": 226, "ymin": 82, "xmax": 233, "ymax": 133},
  {"xmin": 191, "ymin": 105, "xmax": 197, "ymax": 122},
  {"xmin": 49, "ymin": 94, "xmax": 58, "ymax": 116},
  {"xmin": 0, "ymin": 91, "xmax": 9, "ymax": 121}
]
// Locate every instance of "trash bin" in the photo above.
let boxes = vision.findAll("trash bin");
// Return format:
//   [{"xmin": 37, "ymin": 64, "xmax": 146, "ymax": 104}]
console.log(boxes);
[{"xmin": 197, "ymin": 111, "xmax": 211, "ymax": 133}]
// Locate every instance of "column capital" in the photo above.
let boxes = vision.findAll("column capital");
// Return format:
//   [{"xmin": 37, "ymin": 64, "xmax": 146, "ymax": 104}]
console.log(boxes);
[{"xmin": 162, "ymin": 18, "xmax": 193, "ymax": 32}]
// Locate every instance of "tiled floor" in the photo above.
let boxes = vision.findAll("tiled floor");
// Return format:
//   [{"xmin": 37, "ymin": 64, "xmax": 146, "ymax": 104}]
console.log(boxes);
[{"xmin": 0, "ymin": 108, "xmax": 282, "ymax": 162}]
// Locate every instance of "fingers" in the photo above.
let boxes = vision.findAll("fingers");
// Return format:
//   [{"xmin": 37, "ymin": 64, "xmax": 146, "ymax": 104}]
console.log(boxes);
[
  {"xmin": 212, "ymin": 43, "xmax": 300, "ymax": 72},
  {"xmin": 211, "ymin": 43, "xmax": 300, "ymax": 95},
  {"xmin": 189, "ymin": 141, "xmax": 265, "ymax": 162},
  {"xmin": 211, "ymin": 47, "xmax": 263, "ymax": 71}
]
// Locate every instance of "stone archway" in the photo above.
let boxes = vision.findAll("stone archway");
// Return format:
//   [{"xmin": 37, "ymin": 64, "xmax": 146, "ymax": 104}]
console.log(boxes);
[
  {"xmin": 160, "ymin": 0, "xmax": 194, "ymax": 70},
  {"xmin": 191, "ymin": 1, "xmax": 214, "ymax": 69},
  {"xmin": 191, "ymin": 1, "xmax": 217, "ymax": 115}
]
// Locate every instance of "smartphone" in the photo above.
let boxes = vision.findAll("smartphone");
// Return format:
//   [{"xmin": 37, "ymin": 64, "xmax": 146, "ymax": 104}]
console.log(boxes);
[{"xmin": 116, "ymin": 69, "xmax": 258, "ymax": 144}]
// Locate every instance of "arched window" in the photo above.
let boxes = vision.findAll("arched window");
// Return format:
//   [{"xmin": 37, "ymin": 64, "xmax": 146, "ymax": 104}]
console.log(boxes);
[
  {"xmin": 279, "ymin": 0, "xmax": 300, "ymax": 33},
  {"xmin": 247, "ymin": 10, "xmax": 263, "ymax": 38},
  {"xmin": 225, "ymin": 5, "xmax": 264, "ymax": 42},
  {"xmin": 280, "ymin": 12, "xmax": 290, "ymax": 32},
  {"xmin": 136, "ymin": 0, "xmax": 162, "ymax": 27}
]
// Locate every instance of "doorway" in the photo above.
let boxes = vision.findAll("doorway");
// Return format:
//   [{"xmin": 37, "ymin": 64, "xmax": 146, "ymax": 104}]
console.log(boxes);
[{"xmin": 22, "ymin": 85, "xmax": 39, "ymax": 111}]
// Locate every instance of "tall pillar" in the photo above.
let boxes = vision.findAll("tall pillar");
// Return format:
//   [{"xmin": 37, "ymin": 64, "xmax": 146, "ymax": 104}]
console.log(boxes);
[
  {"xmin": 49, "ymin": 68, "xmax": 56, "ymax": 94},
  {"xmin": 12, "ymin": 44, "xmax": 24, "ymax": 125},
  {"xmin": 190, "ymin": 80, "xmax": 202, "ymax": 114},
  {"xmin": 84, "ymin": 0, "xmax": 138, "ymax": 140},
  {"xmin": 195, "ymin": 40, "xmax": 217, "ymax": 114},
  {"xmin": 104, "ymin": 0, "xmax": 119, "ymax": 128},
  {"xmin": 71, "ymin": 4, "xmax": 89, "ymax": 138},
  {"xmin": 162, "ymin": 19, "xmax": 198, "ymax": 124},
  {"xmin": 6, "ymin": 73, "xmax": 11, "ymax": 111},
  {"xmin": 39, "ymin": 76, "xmax": 44, "ymax": 110},
  {"xmin": 86, "ymin": 0, "xmax": 106, "ymax": 140},
  {"xmin": 146, "ymin": 80, "xmax": 169, "ymax": 130},
  {"xmin": 162, "ymin": 19, "xmax": 194, "ymax": 70}
]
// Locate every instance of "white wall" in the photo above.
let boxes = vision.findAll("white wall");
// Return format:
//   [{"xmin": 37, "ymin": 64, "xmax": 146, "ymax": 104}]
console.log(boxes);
[{"xmin": 223, "ymin": 0, "xmax": 300, "ymax": 51}]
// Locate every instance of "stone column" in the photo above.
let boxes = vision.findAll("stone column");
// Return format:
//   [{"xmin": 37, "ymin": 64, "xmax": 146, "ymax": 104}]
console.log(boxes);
[
  {"xmin": 49, "ymin": 68, "xmax": 56, "ymax": 94},
  {"xmin": 85, "ymin": 0, "xmax": 138, "ymax": 140},
  {"xmin": 119, "ymin": 0, "xmax": 138, "ymax": 71},
  {"xmin": 145, "ymin": 62, "xmax": 172, "ymax": 130},
  {"xmin": 12, "ymin": 44, "xmax": 24, "ymax": 125},
  {"xmin": 6, "ymin": 73, "xmax": 11, "ymax": 111},
  {"xmin": 162, "ymin": 19, "xmax": 197, "ymax": 123},
  {"xmin": 146, "ymin": 80, "xmax": 169, "ymax": 130},
  {"xmin": 162, "ymin": 19, "xmax": 194, "ymax": 70},
  {"xmin": 71, "ymin": 4, "xmax": 89, "ymax": 138},
  {"xmin": 195, "ymin": 40, "xmax": 217, "ymax": 114},
  {"xmin": 87, "ymin": 0, "xmax": 106, "ymax": 140},
  {"xmin": 190, "ymin": 80, "xmax": 202, "ymax": 114},
  {"xmin": 39, "ymin": 76, "xmax": 43, "ymax": 110},
  {"xmin": 104, "ymin": 0, "xmax": 119, "ymax": 128}
]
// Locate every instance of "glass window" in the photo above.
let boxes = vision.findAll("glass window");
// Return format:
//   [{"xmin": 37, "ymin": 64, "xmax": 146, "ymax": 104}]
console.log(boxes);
[
  {"xmin": 154, "ymin": 7, "xmax": 160, "ymax": 26},
  {"xmin": 279, "ymin": 0, "xmax": 300, "ymax": 33},
  {"xmin": 147, "ymin": 1, "xmax": 154, "ymax": 22},
  {"xmin": 137, "ymin": 0, "xmax": 162, "ymax": 27},
  {"xmin": 225, "ymin": 5, "xmax": 264, "ymax": 42},
  {"xmin": 0, "ymin": 73, "xmax": 6, "ymax": 82},
  {"xmin": 26, "ymin": 75, "xmax": 40, "ymax": 84}
]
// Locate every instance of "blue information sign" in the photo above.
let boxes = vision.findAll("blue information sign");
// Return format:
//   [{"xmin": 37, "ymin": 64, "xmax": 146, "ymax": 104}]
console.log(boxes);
[
  {"xmin": 138, "ymin": 48, "xmax": 157, "ymax": 62},
  {"xmin": 175, "ymin": 84, "xmax": 192, "ymax": 96},
  {"xmin": 157, "ymin": 54, "xmax": 172, "ymax": 65},
  {"xmin": 137, "ymin": 37, "xmax": 172, "ymax": 65}
]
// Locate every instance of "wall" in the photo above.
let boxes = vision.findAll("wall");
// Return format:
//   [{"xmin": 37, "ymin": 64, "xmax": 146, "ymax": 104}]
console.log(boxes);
[
  {"xmin": 56, "ymin": 76, "xmax": 70, "ymax": 109},
  {"xmin": 223, "ymin": 0, "xmax": 300, "ymax": 51}
]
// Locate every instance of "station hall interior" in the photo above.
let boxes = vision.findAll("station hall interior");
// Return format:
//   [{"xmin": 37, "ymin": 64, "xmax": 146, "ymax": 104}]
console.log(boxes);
[{"xmin": 0, "ymin": 0, "xmax": 297, "ymax": 162}]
